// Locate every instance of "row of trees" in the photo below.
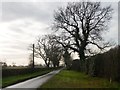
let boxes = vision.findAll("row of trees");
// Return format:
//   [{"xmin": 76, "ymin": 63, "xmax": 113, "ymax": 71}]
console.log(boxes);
[
  {"xmin": 29, "ymin": 2, "xmax": 114, "ymax": 71},
  {"xmin": 29, "ymin": 35, "xmax": 72, "ymax": 68},
  {"xmin": 0, "ymin": 61, "xmax": 7, "ymax": 68},
  {"xmin": 0, "ymin": 61, "xmax": 17, "ymax": 68}
]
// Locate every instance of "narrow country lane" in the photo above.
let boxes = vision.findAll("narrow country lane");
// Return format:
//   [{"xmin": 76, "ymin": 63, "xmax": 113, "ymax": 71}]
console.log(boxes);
[{"xmin": 3, "ymin": 69, "xmax": 62, "ymax": 90}]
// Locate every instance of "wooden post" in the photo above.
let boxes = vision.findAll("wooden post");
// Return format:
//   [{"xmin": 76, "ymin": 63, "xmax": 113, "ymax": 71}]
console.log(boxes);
[{"xmin": 33, "ymin": 44, "xmax": 35, "ymax": 68}]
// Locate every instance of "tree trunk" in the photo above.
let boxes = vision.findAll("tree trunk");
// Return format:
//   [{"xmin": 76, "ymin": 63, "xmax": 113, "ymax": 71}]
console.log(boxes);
[{"xmin": 79, "ymin": 50, "xmax": 86, "ymax": 72}]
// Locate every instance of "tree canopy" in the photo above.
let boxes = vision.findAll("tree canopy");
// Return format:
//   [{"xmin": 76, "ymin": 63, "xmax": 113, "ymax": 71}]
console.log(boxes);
[{"xmin": 53, "ymin": 2, "xmax": 113, "ymax": 61}]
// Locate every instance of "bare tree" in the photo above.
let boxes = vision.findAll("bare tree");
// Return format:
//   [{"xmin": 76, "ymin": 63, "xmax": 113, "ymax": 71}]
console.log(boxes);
[
  {"xmin": 53, "ymin": 2, "xmax": 113, "ymax": 70},
  {"xmin": 46, "ymin": 35, "xmax": 63, "ymax": 67},
  {"xmin": 52, "ymin": 35, "xmax": 72, "ymax": 69},
  {"xmin": 49, "ymin": 44, "xmax": 62, "ymax": 67},
  {"xmin": 34, "ymin": 36, "xmax": 51, "ymax": 67},
  {"xmin": 33, "ymin": 35, "xmax": 63, "ymax": 67}
]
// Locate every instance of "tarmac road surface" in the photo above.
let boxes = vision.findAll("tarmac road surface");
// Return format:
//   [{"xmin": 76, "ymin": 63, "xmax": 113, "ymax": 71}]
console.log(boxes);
[{"xmin": 3, "ymin": 69, "xmax": 62, "ymax": 90}]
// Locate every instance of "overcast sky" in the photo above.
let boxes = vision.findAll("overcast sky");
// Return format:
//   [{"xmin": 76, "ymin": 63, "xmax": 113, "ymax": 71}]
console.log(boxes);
[{"xmin": 0, "ymin": 0, "xmax": 118, "ymax": 66}]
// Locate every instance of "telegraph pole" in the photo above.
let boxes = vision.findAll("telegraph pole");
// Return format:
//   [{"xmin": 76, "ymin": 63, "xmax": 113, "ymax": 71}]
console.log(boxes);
[{"xmin": 33, "ymin": 44, "xmax": 35, "ymax": 68}]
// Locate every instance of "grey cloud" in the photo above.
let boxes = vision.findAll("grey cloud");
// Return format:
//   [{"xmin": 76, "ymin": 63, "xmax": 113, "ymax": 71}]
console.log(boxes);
[
  {"xmin": 10, "ymin": 27, "xmax": 25, "ymax": 34},
  {"xmin": 2, "ymin": 2, "xmax": 66, "ymax": 24},
  {"xmin": 1, "ymin": 43, "xmax": 29, "ymax": 56}
]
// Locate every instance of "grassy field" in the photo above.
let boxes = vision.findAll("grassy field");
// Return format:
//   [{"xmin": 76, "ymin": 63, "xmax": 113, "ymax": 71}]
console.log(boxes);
[
  {"xmin": 2, "ymin": 67, "xmax": 61, "ymax": 88},
  {"xmin": 39, "ymin": 70, "xmax": 120, "ymax": 88}
]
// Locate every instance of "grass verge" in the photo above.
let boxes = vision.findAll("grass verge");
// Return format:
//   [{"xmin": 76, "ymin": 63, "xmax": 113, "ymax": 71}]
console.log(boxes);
[
  {"xmin": 2, "ymin": 68, "xmax": 59, "ymax": 88},
  {"xmin": 39, "ymin": 70, "xmax": 120, "ymax": 88}
]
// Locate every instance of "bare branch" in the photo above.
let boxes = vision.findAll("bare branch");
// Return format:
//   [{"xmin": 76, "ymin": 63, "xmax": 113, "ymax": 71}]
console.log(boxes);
[{"xmin": 53, "ymin": 2, "xmax": 113, "ymax": 61}]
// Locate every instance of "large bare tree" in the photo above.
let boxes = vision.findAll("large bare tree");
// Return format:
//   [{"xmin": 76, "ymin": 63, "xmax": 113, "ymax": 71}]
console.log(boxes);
[{"xmin": 53, "ymin": 2, "xmax": 113, "ymax": 68}]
